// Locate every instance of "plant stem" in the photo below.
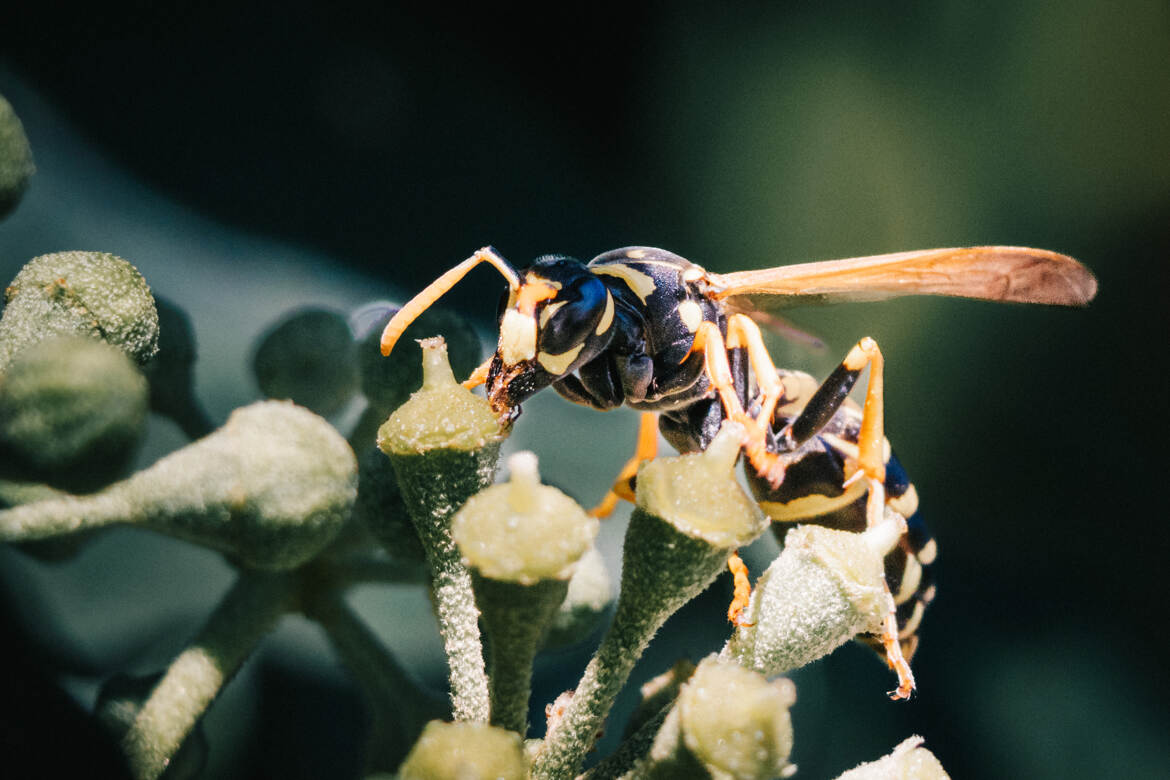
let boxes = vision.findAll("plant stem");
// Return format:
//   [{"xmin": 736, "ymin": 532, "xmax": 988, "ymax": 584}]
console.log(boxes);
[{"xmin": 121, "ymin": 571, "xmax": 295, "ymax": 780}]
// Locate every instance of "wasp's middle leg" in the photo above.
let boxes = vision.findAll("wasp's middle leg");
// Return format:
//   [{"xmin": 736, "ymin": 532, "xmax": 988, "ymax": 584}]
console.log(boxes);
[{"xmin": 588, "ymin": 411, "xmax": 659, "ymax": 518}]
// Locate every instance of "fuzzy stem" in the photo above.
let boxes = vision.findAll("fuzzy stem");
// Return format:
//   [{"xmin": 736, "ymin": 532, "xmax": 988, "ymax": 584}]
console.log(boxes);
[
  {"xmin": 121, "ymin": 572, "xmax": 295, "ymax": 780},
  {"xmin": 475, "ymin": 575, "xmax": 568, "ymax": 735}
]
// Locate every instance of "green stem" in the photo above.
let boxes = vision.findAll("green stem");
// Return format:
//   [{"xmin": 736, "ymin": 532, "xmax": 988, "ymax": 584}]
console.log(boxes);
[
  {"xmin": 474, "ymin": 575, "xmax": 568, "ymax": 735},
  {"xmin": 121, "ymin": 572, "xmax": 296, "ymax": 780}
]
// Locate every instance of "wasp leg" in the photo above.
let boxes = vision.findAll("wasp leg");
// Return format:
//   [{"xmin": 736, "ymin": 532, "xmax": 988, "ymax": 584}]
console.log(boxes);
[
  {"xmin": 726, "ymin": 551, "xmax": 755, "ymax": 626},
  {"xmin": 380, "ymin": 247, "xmax": 520, "ymax": 357},
  {"xmin": 589, "ymin": 411, "xmax": 659, "ymax": 518},
  {"xmin": 726, "ymin": 314, "xmax": 786, "ymax": 430},
  {"xmin": 461, "ymin": 357, "xmax": 493, "ymax": 389},
  {"xmin": 687, "ymin": 322, "xmax": 785, "ymax": 485}
]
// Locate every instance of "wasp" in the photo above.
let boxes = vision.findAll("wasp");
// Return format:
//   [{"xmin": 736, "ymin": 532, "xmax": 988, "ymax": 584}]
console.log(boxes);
[{"xmin": 379, "ymin": 244, "xmax": 1096, "ymax": 698}]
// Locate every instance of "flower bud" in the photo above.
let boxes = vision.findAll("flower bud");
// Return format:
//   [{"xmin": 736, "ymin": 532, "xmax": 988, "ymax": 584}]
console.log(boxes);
[
  {"xmin": 0, "ymin": 93, "xmax": 34, "ymax": 219},
  {"xmin": 453, "ymin": 452, "xmax": 598, "ymax": 734},
  {"xmin": 252, "ymin": 307, "xmax": 358, "ymax": 416},
  {"xmin": 723, "ymin": 521, "xmax": 896, "ymax": 677},
  {"xmin": 0, "ymin": 251, "xmax": 159, "ymax": 370},
  {"xmin": 0, "ymin": 335, "xmax": 147, "ymax": 492},
  {"xmin": 833, "ymin": 736, "xmax": 950, "ymax": 780},
  {"xmin": 398, "ymin": 721, "xmax": 527, "ymax": 780},
  {"xmin": 0, "ymin": 401, "xmax": 357, "ymax": 570}
]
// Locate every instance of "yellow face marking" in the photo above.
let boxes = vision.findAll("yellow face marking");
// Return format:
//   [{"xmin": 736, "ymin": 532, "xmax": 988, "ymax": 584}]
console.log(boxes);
[
  {"xmin": 537, "ymin": 342, "xmax": 585, "ymax": 375},
  {"xmin": 539, "ymin": 300, "xmax": 567, "ymax": 328},
  {"xmin": 916, "ymin": 538, "xmax": 938, "ymax": 565},
  {"xmin": 626, "ymin": 248, "xmax": 647, "ymax": 259},
  {"xmin": 677, "ymin": 299, "xmax": 703, "ymax": 333},
  {"xmin": 499, "ymin": 309, "xmax": 538, "ymax": 365},
  {"xmin": 595, "ymin": 291, "xmax": 614, "ymax": 335},
  {"xmin": 682, "ymin": 266, "xmax": 705, "ymax": 283},
  {"xmin": 757, "ymin": 479, "xmax": 868, "ymax": 522},
  {"xmin": 592, "ymin": 264, "xmax": 657, "ymax": 304}
]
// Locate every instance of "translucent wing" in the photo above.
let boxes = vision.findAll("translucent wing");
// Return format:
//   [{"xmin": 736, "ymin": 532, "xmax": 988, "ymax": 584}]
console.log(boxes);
[{"xmin": 707, "ymin": 246, "xmax": 1097, "ymax": 308}]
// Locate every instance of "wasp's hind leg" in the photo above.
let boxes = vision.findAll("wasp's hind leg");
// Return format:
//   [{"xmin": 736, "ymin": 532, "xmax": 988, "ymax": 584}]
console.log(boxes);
[
  {"xmin": 786, "ymin": 336, "xmax": 915, "ymax": 698},
  {"xmin": 588, "ymin": 411, "xmax": 659, "ymax": 518}
]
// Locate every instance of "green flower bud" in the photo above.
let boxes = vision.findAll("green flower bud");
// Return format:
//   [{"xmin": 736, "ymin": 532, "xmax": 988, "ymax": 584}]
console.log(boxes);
[
  {"xmin": 378, "ymin": 337, "xmax": 504, "ymax": 723},
  {"xmin": 0, "ymin": 335, "xmax": 147, "ymax": 492},
  {"xmin": 454, "ymin": 452, "xmax": 598, "ymax": 734},
  {"xmin": 833, "ymin": 736, "xmax": 950, "ymax": 780},
  {"xmin": 723, "ymin": 520, "xmax": 897, "ymax": 678},
  {"xmin": 455, "ymin": 452, "xmax": 598, "ymax": 584},
  {"xmin": 0, "ymin": 401, "xmax": 357, "ymax": 570},
  {"xmin": 398, "ymin": 721, "xmax": 528, "ymax": 780},
  {"xmin": 358, "ymin": 305, "xmax": 481, "ymax": 414},
  {"xmin": 532, "ymin": 423, "xmax": 768, "ymax": 780},
  {"xmin": 252, "ymin": 307, "xmax": 358, "ymax": 416},
  {"xmin": 0, "ymin": 93, "xmax": 34, "ymax": 219},
  {"xmin": 674, "ymin": 657, "xmax": 795, "ymax": 780},
  {"xmin": 0, "ymin": 251, "xmax": 159, "ymax": 370}
]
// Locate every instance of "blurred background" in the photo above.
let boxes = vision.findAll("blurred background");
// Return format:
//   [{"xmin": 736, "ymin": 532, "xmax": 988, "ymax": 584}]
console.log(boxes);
[{"xmin": 2, "ymin": 1, "xmax": 1167, "ymax": 777}]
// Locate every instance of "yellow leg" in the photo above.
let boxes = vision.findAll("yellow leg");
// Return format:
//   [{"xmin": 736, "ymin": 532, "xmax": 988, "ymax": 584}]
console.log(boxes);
[
  {"xmin": 726, "ymin": 314, "xmax": 786, "ymax": 430},
  {"xmin": 588, "ymin": 412, "xmax": 659, "ymax": 518},
  {"xmin": 726, "ymin": 552, "xmax": 755, "ymax": 627},
  {"xmin": 461, "ymin": 357, "xmax": 493, "ymax": 390},
  {"xmin": 687, "ymin": 322, "xmax": 786, "ymax": 486},
  {"xmin": 833, "ymin": 336, "xmax": 915, "ymax": 699}
]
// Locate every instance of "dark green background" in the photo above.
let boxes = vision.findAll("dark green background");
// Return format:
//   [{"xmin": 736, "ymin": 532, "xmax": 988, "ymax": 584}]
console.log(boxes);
[{"xmin": 2, "ymin": 2, "xmax": 1167, "ymax": 777}]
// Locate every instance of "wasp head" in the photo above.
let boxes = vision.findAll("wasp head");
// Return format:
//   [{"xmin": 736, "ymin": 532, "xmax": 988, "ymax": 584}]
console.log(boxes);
[{"xmin": 487, "ymin": 255, "xmax": 615, "ymax": 418}]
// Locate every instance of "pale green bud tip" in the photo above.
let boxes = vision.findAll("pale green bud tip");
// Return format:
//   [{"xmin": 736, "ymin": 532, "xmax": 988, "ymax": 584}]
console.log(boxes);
[
  {"xmin": 398, "ymin": 721, "xmax": 527, "ymax": 780},
  {"xmin": 0, "ymin": 251, "xmax": 159, "ymax": 370},
  {"xmin": 834, "ymin": 736, "xmax": 950, "ymax": 780},
  {"xmin": 678, "ymin": 656, "xmax": 796, "ymax": 780},
  {"xmin": 453, "ymin": 451, "xmax": 598, "ymax": 583},
  {"xmin": 358, "ymin": 304, "xmax": 481, "ymax": 413},
  {"xmin": 252, "ymin": 308, "xmax": 358, "ymax": 416},
  {"xmin": 0, "ymin": 94, "xmax": 34, "ymax": 218},
  {"xmin": 0, "ymin": 335, "xmax": 147, "ymax": 489},
  {"xmin": 725, "ymin": 524, "xmax": 890, "ymax": 677},
  {"xmin": 635, "ymin": 422, "xmax": 765, "ymax": 547},
  {"xmin": 377, "ymin": 337, "xmax": 501, "ymax": 455}
]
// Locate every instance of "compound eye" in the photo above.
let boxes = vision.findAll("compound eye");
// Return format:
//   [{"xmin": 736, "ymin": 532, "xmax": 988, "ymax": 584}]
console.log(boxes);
[{"xmin": 537, "ymin": 275, "xmax": 608, "ymax": 356}]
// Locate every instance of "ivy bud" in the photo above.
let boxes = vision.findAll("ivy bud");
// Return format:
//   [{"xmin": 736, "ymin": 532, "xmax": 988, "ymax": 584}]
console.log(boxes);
[
  {"xmin": 144, "ymin": 297, "xmax": 215, "ymax": 439},
  {"xmin": 358, "ymin": 305, "xmax": 481, "ymax": 414},
  {"xmin": 723, "ymin": 518, "xmax": 898, "ymax": 678},
  {"xmin": 252, "ymin": 307, "xmax": 358, "ymax": 416},
  {"xmin": 453, "ymin": 452, "xmax": 598, "ymax": 734},
  {"xmin": 398, "ymin": 721, "xmax": 527, "ymax": 780},
  {"xmin": 0, "ymin": 335, "xmax": 148, "ymax": 492},
  {"xmin": 674, "ymin": 657, "xmax": 795, "ymax": 779},
  {"xmin": 377, "ymin": 337, "xmax": 504, "ymax": 723},
  {"xmin": 0, "ymin": 401, "xmax": 357, "ymax": 570},
  {"xmin": 0, "ymin": 251, "xmax": 159, "ymax": 370},
  {"xmin": 833, "ymin": 736, "xmax": 950, "ymax": 780},
  {"xmin": 0, "ymin": 93, "xmax": 34, "ymax": 219}
]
